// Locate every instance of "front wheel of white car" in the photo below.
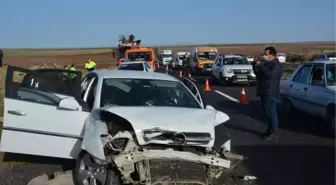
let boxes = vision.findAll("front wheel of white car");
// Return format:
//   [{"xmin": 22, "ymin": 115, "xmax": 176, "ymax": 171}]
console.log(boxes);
[{"xmin": 73, "ymin": 151, "xmax": 121, "ymax": 185}]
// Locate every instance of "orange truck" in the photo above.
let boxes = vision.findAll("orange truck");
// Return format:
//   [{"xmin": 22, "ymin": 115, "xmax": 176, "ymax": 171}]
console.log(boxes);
[
  {"xmin": 125, "ymin": 47, "xmax": 156, "ymax": 67},
  {"xmin": 189, "ymin": 47, "xmax": 218, "ymax": 75}
]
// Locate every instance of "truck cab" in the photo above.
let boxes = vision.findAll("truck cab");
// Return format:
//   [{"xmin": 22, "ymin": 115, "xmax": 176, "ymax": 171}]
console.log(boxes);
[
  {"xmin": 160, "ymin": 50, "xmax": 173, "ymax": 66},
  {"xmin": 190, "ymin": 47, "xmax": 218, "ymax": 75},
  {"xmin": 125, "ymin": 47, "xmax": 156, "ymax": 68}
]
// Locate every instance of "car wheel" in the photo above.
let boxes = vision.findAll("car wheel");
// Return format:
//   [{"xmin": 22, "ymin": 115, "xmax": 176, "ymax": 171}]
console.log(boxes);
[
  {"xmin": 280, "ymin": 97, "xmax": 296, "ymax": 118},
  {"xmin": 327, "ymin": 106, "xmax": 336, "ymax": 138},
  {"xmin": 219, "ymin": 72, "xmax": 227, "ymax": 86},
  {"xmin": 210, "ymin": 73, "xmax": 217, "ymax": 84},
  {"xmin": 73, "ymin": 151, "xmax": 121, "ymax": 185}
]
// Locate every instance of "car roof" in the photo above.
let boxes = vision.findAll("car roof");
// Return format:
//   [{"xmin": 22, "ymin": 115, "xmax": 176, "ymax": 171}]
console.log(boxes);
[
  {"xmin": 302, "ymin": 60, "xmax": 336, "ymax": 65},
  {"xmin": 92, "ymin": 70, "xmax": 179, "ymax": 81},
  {"xmin": 120, "ymin": 61, "xmax": 145, "ymax": 64},
  {"xmin": 222, "ymin": 55, "xmax": 244, "ymax": 58}
]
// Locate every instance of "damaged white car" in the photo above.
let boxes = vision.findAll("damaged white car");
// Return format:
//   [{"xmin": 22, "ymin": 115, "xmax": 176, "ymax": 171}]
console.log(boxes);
[{"xmin": 0, "ymin": 66, "xmax": 244, "ymax": 185}]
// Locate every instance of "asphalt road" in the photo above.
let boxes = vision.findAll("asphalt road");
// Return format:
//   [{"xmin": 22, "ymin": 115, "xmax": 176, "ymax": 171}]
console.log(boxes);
[
  {"xmin": 162, "ymin": 67, "xmax": 335, "ymax": 185},
  {"xmin": 0, "ymin": 67, "xmax": 335, "ymax": 185}
]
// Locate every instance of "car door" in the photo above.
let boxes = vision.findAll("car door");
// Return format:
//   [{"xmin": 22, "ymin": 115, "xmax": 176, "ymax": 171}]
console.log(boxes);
[
  {"xmin": 182, "ymin": 78, "xmax": 204, "ymax": 108},
  {"xmin": 0, "ymin": 66, "xmax": 90, "ymax": 159},
  {"xmin": 305, "ymin": 64, "xmax": 328, "ymax": 116},
  {"xmin": 287, "ymin": 64, "xmax": 313, "ymax": 111}
]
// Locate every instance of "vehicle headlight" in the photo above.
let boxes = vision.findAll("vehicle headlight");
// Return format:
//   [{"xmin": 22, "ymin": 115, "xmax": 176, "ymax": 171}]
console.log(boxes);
[{"xmin": 226, "ymin": 69, "xmax": 233, "ymax": 73}]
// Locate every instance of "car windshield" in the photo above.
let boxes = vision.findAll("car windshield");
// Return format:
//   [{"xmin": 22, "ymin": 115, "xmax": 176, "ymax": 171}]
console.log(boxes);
[
  {"xmin": 223, "ymin": 57, "xmax": 250, "ymax": 65},
  {"xmin": 197, "ymin": 52, "xmax": 217, "ymax": 60},
  {"xmin": 127, "ymin": 51, "xmax": 152, "ymax": 61},
  {"xmin": 178, "ymin": 55, "xmax": 186, "ymax": 60},
  {"xmin": 162, "ymin": 54, "xmax": 172, "ymax": 58},
  {"xmin": 277, "ymin": 53, "xmax": 286, "ymax": 57},
  {"xmin": 100, "ymin": 78, "xmax": 200, "ymax": 108},
  {"xmin": 326, "ymin": 63, "xmax": 336, "ymax": 86},
  {"xmin": 117, "ymin": 63, "xmax": 144, "ymax": 71}
]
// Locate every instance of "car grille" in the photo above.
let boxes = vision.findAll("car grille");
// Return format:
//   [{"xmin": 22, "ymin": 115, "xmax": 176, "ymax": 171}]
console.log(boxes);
[
  {"xmin": 149, "ymin": 159, "xmax": 208, "ymax": 185},
  {"xmin": 233, "ymin": 69, "xmax": 251, "ymax": 74}
]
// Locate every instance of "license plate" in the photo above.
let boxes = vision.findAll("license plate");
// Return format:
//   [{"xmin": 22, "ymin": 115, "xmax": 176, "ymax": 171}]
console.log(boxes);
[
  {"xmin": 236, "ymin": 75, "xmax": 247, "ymax": 79},
  {"xmin": 205, "ymin": 68, "xmax": 212, "ymax": 71},
  {"xmin": 237, "ymin": 79, "xmax": 248, "ymax": 82}
]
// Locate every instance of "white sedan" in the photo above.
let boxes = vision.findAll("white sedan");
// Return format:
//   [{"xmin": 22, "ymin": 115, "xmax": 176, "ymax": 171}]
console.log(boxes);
[
  {"xmin": 116, "ymin": 60, "xmax": 154, "ymax": 72},
  {"xmin": 0, "ymin": 67, "xmax": 243, "ymax": 185},
  {"xmin": 280, "ymin": 60, "xmax": 336, "ymax": 136}
]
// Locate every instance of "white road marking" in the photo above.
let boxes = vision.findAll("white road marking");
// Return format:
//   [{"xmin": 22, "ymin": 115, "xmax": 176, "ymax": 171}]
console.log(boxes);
[{"xmin": 214, "ymin": 90, "xmax": 240, "ymax": 103}]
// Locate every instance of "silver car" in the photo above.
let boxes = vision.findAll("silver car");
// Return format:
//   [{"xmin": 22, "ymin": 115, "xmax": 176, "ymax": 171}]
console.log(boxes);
[{"xmin": 211, "ymin": 55, "xmax": 256, "ymax": 85}]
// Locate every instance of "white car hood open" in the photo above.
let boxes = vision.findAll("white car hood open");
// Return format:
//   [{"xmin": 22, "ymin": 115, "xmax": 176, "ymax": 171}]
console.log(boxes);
[{"xmin": 102, "ymin": 106, "xmax": 229, "ymax": 147}]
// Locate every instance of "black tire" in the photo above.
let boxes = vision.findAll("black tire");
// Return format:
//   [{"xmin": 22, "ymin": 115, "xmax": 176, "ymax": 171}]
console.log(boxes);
[
  {"xmin": 73, "ymin": 151, "xmax": 121, "ymax": 185},
  {"xmin": 280, "ymin": 97, "xmax": 296, "ymax": 118},
  {"xmin": 219, "ymin": 72, "xmax": 227, "ymax": 86},
  {"xmin": 326, "ymin": 106, "xmax": 336, "ymax": 138}
]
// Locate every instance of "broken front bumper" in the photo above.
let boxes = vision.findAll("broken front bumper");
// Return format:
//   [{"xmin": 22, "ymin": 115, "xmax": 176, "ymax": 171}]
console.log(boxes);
[{"xmin": 111, "ymin": 149, "xmax": 244, "ymax": 185}]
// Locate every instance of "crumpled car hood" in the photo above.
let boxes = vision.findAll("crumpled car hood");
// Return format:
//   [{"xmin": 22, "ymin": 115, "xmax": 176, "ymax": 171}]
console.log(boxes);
[{"xmin": 102, "ymin": 106, "xmax": 229, "ymax": 147}]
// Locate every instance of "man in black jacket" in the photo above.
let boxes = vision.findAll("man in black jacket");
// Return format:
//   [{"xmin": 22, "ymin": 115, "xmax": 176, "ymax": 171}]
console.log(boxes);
[
  {"xmin": 0, "ymin": 49, "xmax": 3, "ymax": 67},
  {"xmin": 252, "ymin": 46, "xmax": 283, "ymax": 140}
]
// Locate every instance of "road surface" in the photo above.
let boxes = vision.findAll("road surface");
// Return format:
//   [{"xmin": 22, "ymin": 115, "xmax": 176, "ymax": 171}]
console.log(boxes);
[{"xmin": 0, "ymin": 67, "xmax": 335, "ymax": 185}]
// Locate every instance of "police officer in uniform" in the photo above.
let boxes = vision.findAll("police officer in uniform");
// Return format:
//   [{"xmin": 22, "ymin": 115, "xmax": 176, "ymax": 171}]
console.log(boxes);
[{"xmin": 85, "ymin": 57, "xmax": 97, "ymax": 72}]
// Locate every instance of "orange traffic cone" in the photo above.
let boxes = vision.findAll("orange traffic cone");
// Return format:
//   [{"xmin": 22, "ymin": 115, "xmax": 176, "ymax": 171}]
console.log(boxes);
[
  {"xmin": 240, "ymin": 88, "xmax": 248, "ymax": 104},
  {"xmin": 153, "ymin": 64, "xmax": 156, "ymax": 71},
  {"xmin": 165, "ymin": 65, "xmax": 168, "ymax": 71},
  {"xmin": 157, "ymin": 63, "xmax": 160, "ymax": 68},
  {"xmin": 179, "ymin": 71, "xmax": 183, "ymax": 78},
  {"xmin": 203, "ymin": 79, "xmax": 211, "ymax": 91}
]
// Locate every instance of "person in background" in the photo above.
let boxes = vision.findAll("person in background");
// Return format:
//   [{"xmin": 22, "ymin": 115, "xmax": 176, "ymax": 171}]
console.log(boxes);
[
  {"xmin": 69, "ymin": 63, "xmax": 76, "ymax": 71},
  {"xmin": 183, "ymin": 53, "xmax": 192, "ymax": 77},
  {"xmin": 252, "ymin": 46, "xmax": 283, "ymax": 140},
  {"xmin": 0, "ymin": 49, "xmax": 3, "ymax": 67},
  {"xmin": 85, "ymin": 57, "xmax": 96, "ymax": 72},
  {"xmin": 63, "ymin": 65, "xmax": 68, "ymax": 70}
]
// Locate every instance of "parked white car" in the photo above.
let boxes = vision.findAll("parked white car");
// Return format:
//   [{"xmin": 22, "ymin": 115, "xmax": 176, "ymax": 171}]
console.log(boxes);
[
  {"xmin": 276, "ymin": 53, "xmax": 287, "ymax": 63},
  {"xmin": 246, "ymin": 56, "xmax": 254, "ymax": 63},
  {"xmin": 211, "ymin": 55, "xmax": 256, "ymax": 85},
  {"xmin": 116, "ymin": 60, "xmax": 153, "ymax": 72},
  {"xmin": 314, "ymin": 53, "xmax": 336, "ymax": 61},
  {"xmin": 0, "ymin": 67, "xmax": 243, "ymax": 185},
  {"xmin": 280, "ymin": 60, "xmax": 336, "ymax": 136}
]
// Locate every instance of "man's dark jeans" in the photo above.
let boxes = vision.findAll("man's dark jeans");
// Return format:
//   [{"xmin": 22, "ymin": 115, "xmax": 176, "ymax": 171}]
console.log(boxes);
[
  {"xmin": 260, "ymin": 95, "xmax": 279, "ymax": 134},
  {"xmin": 0, "ymin": 58, "xmax": 2, "ymax": 67}
]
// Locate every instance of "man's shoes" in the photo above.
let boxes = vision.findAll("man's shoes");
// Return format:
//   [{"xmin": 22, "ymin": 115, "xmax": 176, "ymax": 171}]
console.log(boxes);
[{"xmin": 262, "ymin": 132, "xmax": 278, "ymax": 140}]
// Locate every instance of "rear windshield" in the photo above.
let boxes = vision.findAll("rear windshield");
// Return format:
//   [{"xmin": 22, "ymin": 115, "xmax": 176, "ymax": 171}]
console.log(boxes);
[{"xmin": 118, "ymin": 63, "xmax": 144, "ymax": 71}]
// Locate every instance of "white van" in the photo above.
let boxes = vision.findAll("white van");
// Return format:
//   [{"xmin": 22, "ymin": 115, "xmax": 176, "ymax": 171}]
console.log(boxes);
[{"xmin": 172, "ymin": 52, "xmax": 190, "ymax": 68}]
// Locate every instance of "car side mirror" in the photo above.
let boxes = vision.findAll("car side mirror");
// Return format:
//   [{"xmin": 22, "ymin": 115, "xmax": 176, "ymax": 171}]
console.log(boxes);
[{"xmin": 58, "ymin": 97, "xmax": 81, "ymax": 111}]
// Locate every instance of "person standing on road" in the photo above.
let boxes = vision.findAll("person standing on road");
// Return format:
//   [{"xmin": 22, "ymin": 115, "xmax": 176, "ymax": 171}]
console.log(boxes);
[
  {"xmin": 85, "ymin": 57, "xmax": 96, "ymax": 72},
  {"xmin": 0, "ymin": 49, "xmax": 3, "ymax": 67},
  {"xmin": 183, "ymin": 53, "xmax": 192, "ymax": 77},
  {"xmin": 252, "ymin": 46, "xmax": 283, "ymax": 140}
]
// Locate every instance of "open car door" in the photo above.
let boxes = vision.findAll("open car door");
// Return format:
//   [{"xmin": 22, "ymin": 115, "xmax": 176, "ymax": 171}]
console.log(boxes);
[
  {"xmin": 182, "ymin": 78, "xmax": 205, "ymax": 108},
  {"xmin": 0, "ymin": 66, "xmax": 90, "ymax": 159}
]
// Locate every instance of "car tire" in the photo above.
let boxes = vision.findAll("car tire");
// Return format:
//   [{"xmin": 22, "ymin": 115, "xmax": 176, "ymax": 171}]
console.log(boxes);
[
  {"xmin": 219, "ymin": 72, "xmax": 227, "ymax": 86},
  {"xmin": 280, "ymin": 97, "xmax": 296, "ymax": 118},
  {"xmin": 327, "ymin": 105, "xmax": 336, "ymax": 138},
  {"xmin": 210, "ymin": 73, "xmax": 217, "ymax": 84},
  {"xmin": 73, "ymin": 151, "xmax": 121, "ymax": 185}
]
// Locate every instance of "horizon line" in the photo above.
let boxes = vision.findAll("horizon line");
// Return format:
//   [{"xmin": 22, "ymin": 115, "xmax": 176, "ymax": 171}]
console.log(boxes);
[{"xmin": 2, "ymin": 40, "xmax": 335, "ymax": 50}]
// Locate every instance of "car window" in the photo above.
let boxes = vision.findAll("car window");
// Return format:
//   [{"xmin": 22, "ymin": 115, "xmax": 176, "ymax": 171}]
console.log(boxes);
[
  {"xmin": 326, "ymin": 63, "xmax": 336, "ymax": 86},
  {"xmin": 144, "ymin": 62, "xmax": 151, "ymax": 70},
  {"xmin": 81, "ymin": 75, "xmax": 96, "ymax": 99},
  {"xmin": 87, "ymin": 78, "xmax": 97, "ymax": 110},
  {"xmin": 293, "ymin": 65, "xmax": 312, "ymax": 83},
  {"xmin": 215, "ymin": 57, "xmax": 221, "ymax": 66},
  {"xmin": 100, "ymin": 78, "xmax": 200, "ymax": 108},
  {"xmin": 308, "ymin": 65, "xmax": 326, "ymax": 86}
]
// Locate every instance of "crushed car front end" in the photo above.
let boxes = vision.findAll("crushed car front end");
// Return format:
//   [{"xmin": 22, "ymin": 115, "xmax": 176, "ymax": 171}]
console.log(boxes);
[{"xmin": 80, "ymin": 107, "xmax": 245, "ymax": 185}]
